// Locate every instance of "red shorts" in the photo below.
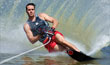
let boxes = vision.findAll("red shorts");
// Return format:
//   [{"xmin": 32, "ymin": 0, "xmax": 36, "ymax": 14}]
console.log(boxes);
[{"xmin": 43, "ymin": 31, "xmax": 64, "ymax": 52}]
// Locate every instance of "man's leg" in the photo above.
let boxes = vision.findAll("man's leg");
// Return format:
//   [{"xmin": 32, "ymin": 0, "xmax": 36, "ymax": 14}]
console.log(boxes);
[{"xmin": 55, "ymin": 34, "xmax": 80, "ymax": 52}]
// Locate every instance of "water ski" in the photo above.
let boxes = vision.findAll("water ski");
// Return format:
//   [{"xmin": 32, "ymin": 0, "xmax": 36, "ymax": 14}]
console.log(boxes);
[{"xmin": 67, "ymin": 49, "xmax": 97, "ymax": 62}]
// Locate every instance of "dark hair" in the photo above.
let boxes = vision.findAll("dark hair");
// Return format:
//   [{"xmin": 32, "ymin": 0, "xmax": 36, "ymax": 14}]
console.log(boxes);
[{"xmin": 26, "ymin": 3, "xmax": 36, "ymax": 10}]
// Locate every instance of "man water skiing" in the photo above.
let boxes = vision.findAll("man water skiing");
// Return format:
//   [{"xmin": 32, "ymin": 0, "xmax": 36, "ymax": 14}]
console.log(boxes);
[
  {"xmin": 24, "ymin": 3, "xmax": 96, "ymax": 62},
  {"xmin": 24, "ymin": 3, "xmax": 80, "ymax": 53}
]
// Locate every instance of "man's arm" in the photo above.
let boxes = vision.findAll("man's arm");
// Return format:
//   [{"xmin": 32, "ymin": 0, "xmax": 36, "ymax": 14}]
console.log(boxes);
[
  {"xmin": 24, "ymin": 23, "xmax": 41, "ymax": 44},
  {"xmin": 38, "ymin": 13, "xmax": 58, "ymax": 28}
]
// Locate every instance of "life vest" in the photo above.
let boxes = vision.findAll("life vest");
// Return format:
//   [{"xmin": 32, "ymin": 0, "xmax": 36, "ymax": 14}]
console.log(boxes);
[{"xmin": 27, "ymin": 16, "xmax": 51, "ymax": 42}]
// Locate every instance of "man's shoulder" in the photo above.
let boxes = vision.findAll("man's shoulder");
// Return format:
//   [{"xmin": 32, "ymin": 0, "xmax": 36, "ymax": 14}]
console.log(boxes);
[
  {"xmin": 24, "ymin": 22, "xmax": 29, "ymax": 28},
  {"xmin": 23, "ymin": 23, "xmax": 31, "ymax": 32}
]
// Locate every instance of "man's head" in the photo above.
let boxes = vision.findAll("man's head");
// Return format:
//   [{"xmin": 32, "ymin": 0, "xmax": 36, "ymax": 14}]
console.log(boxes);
[{"xmin": 26, "ymin": 3, "xmax": 36, "ymax": 17}]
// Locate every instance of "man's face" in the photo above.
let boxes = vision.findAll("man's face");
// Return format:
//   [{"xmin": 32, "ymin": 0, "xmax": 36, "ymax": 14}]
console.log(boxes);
[{"xmin": 26, "ymin": 5, "xmax": 35, "ymax": 17}]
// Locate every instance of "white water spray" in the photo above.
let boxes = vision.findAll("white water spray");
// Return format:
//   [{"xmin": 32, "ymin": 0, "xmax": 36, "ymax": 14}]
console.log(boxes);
[{"xmin": 88, "ymin": 35, "xmax": 110, "ymax": 55}]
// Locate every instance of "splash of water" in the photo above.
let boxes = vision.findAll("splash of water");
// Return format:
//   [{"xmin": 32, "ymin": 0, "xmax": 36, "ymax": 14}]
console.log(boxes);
[{"xmin": 0, "ymin": 0, "xmax": 110, "ymax": 55}]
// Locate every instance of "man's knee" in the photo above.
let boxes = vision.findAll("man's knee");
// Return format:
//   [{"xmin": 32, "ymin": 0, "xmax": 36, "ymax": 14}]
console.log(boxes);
[
  {"xmin": 55, "ymin": 34, "xmax": 66, "ymax": 43},
  {"xmin": 56, "ymin": 38, "xmax": 66, "ymax": 45}
]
